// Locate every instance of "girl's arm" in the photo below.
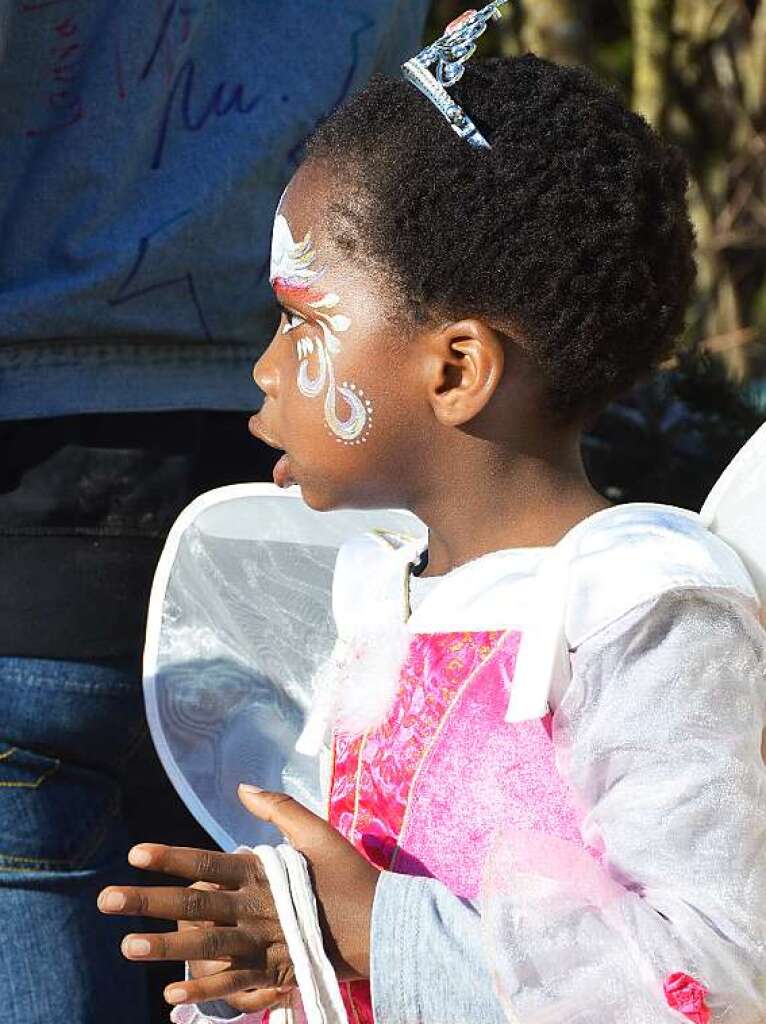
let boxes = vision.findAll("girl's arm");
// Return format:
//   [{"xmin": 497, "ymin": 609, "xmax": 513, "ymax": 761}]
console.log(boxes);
[
  {"xmin": 371, "ymin": 871, "xmax": 505, "ymax": 1023},
  {"xmin": 369, "ymin": 587, "xmax": 766, "ymax": 1023}
]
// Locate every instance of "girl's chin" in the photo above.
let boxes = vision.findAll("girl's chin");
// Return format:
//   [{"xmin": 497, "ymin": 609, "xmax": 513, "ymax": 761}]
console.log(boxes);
[
  {"xmin": 296, "ymin": 485, "xmax": 341, "ymax": 513},
  {"xmin": 298, "ymin": 480, "xmax": 402, "ymax": 514},
  {"xmin": 291, "ymin": 474, "xmax": 351, "ymax": 512}
]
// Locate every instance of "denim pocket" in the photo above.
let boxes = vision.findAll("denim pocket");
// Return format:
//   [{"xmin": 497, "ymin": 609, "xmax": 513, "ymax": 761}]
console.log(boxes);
[
  {"xmin": 0, "ymin": 741, "xmax": 120, "ymax": 871},
  {"xmin": 0, "ymin": 744, "xmax": 60, "ymax": 788}
]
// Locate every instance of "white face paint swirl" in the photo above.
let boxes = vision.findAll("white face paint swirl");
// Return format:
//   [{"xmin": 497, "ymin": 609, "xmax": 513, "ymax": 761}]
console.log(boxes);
[{"xmin": 270, "ymin": 213, "xmax": 373, "ymax": 445}]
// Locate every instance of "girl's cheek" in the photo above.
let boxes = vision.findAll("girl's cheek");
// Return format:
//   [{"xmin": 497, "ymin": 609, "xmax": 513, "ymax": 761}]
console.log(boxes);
[
  {"xmin": 287, "ymin": 329, "xmax": 375, "ymax": 451},
  {"xmin": 328, "ymin": 375, "xmax": 374, "ymax": 450}
]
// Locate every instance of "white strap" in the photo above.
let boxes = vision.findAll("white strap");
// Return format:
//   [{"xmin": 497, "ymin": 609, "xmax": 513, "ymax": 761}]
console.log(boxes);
[
  {"xmin": 253, "ymin": 845, "xmax": 347, "ymax": 1024},
  {"xmin": 505, "ymin": 537, "xmax": 572, "ymax": 723},
  {"xmin": 281, "ymin": 846, "xmax": 349, "ymax": 1023},
  {"xmin": 507, "ymin": 504, "xmax": 674, "ymax": 723},
  {"xmin": 254, "ymin": 846, "xmax": 317, "ymax": 1021}
]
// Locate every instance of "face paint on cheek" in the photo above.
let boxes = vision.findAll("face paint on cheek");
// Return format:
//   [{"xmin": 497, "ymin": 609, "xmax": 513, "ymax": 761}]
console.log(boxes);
[{"xmin": 270, "ymin": 213, "xmax": 373, "ymax": 445}]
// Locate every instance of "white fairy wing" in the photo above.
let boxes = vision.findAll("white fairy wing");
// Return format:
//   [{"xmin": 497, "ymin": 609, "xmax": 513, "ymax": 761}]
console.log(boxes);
[
  {"xmin": 700, "ymin": 421, "xmax": 766, "ymax": 620},
  {"xmin": 143, "ymin": 483, "xmax": 425, "ymax": 851}
]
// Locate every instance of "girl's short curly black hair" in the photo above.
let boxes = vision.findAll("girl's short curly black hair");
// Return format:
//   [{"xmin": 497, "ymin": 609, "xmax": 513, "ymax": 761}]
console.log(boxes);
[{"xmin": 306, "ymin": 55, "xmax": 696, "ymax": 420}]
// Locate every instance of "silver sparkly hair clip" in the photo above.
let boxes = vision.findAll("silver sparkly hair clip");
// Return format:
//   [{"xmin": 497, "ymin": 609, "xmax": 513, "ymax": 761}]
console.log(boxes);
[{"xmin": 402, "ymin": 1, "xmax": 509, "ymax": 150}]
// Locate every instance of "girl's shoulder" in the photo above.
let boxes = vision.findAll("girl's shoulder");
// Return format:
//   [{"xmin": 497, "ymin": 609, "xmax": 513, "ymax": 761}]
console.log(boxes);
[
  {"xmin": 328, "ymin": 503, "xmax": 759, "ymax": 642},
  {"xmin": 563, "ymin": 502, "xmax": 758, "ymax": 648}
]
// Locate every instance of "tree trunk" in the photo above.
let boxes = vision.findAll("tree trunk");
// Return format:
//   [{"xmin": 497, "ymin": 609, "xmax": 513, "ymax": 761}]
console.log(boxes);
[
  {"xmin": 742, "ymin": 0, "xmax": 766, "ymax": 117},
  {"xmin": 631, "ymin": 0, "xmax": 673, "ymax": 128},
  {"xmin": 520, "ymin": 0, "xmax": 591, "ymax": 65}
]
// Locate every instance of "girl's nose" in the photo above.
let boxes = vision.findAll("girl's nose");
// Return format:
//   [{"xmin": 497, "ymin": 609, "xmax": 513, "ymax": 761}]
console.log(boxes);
[{"xmin": 253, "ymin": 347, "xmax": 280, "ymax": 399}]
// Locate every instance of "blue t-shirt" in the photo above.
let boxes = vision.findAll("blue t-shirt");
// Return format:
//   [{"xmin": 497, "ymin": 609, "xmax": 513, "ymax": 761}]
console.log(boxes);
[{"xmin": 0, "ymin": 1, "xmax": 428, "ymax": 419}]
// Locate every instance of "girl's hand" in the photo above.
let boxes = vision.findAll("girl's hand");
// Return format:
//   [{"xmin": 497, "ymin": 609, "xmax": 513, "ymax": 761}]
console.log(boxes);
[
  {"xmin": 176, "ymin": 882, "xmax": 275, "ymax": 1014},
  {"xmin": 97, "ymin": 785, "xmax": 379, "ymax": 1013},
  {"xmin": 178, "ymin": 883, "xmax": 231, "ymax": 984}
]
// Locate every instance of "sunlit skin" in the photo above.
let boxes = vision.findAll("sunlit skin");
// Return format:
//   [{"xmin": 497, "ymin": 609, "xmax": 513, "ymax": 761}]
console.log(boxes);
[{"xmin": 97, "ymin": 157, "xmax": 610, "ymax": 1012}]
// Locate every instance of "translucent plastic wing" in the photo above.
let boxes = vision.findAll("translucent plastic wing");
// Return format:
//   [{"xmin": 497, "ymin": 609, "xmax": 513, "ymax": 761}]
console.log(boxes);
[
  {"xmin": 700, "ymin": 421, "xmax": 766, "ymax": 621},
  {"xmin": 143, "ymin": 483, "xmax": 426, "ymax": 851}
]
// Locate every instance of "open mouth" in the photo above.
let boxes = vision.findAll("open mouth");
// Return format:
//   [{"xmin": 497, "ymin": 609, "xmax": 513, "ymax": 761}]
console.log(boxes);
[{"xmin": 248, "ymin": 415, "xmax": 296, "ymax": 489}]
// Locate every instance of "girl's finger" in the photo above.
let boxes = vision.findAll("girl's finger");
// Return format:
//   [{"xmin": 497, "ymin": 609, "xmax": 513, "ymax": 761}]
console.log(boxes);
[
  {"xmin": 121, "ymin": 926, "xmax": 258, "ymax": 963},
  {"xmin": 98, "ymin": 885, "xmax": 236, "ymax": 924},
  {"xmin": 179, "ymin": 880, "xmax": 219, "ymax": 931},
  {"xmin": 187, "ymin": 958, "xmax": 231, "ymax": 981},
  {"xmin": 227, "ymin": 987, "xmax": 294, "ymax": 1014},
  {"xmin": 165, "ymin": 968, "xmax": 285, "ymax": 1006},
  {"xmin": 127, "ymin": 844, "xmax": 259, "ymax": 889}
]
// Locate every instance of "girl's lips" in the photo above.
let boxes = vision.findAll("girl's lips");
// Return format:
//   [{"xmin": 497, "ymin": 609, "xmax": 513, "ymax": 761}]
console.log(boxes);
[
  {"xmin": 272, "ymin": 452, "xmax": 296, "ymax": 489},
  {"xmin": 248, "ymin": 414, "xmax": 281, "ymax": 451},
  {"xmin": 247, "ymin": 416, "xmax": 296, "ymax": 488}
]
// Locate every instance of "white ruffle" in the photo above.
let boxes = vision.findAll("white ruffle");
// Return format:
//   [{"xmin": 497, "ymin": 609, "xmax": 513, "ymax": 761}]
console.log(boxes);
[{"xmin": 296, "ymin": 622, "xmax": 412, "ymax": 754}]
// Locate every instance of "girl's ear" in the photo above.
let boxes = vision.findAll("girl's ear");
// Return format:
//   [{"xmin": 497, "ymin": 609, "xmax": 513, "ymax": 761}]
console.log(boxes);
[{"xmin": 425, "ymin": 319, "xmax": 505, "ymax": 427}]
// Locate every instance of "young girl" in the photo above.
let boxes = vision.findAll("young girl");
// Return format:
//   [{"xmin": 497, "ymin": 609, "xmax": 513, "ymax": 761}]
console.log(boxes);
[{"xmin": 98, "ymin": 8, "xmax": 766, "ymax": 1022}]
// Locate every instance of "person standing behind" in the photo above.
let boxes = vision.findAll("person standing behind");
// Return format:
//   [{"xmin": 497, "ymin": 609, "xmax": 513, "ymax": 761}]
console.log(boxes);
[{"xmin": 0, "ymin": 4, "xmax": 428, "ymax": 1022}]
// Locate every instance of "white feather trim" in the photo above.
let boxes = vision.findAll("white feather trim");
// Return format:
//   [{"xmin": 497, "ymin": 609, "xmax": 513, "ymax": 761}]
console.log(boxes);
[
  {"xmin": 295, "ymin": 624, "xmax": 411, "ymax": 755},
  {"xmin": 334, "ymin": 623, "xmax": 412, "ymax": 735}
]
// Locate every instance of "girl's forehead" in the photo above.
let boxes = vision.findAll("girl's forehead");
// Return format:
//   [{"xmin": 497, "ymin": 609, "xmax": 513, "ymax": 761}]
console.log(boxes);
[
  {"xmin": 276, "ymin": 159, "xmax": 339, "ymax": 237},
  {"xmin": 271, "ymin": 161, "xmax": 384, "ymax": 310},
  {"xmin": 272, "ymin": 198, "xmax": 325, "ymax": 281},
  {"xmin": 271, "ymin": 189, "xmax": 350, "ymax": 294},
  {"xmin": 273, "ymin": 201, "xmax": 308, "ymax": 244},
  {"xmin": 270, "ymin": 211, "xmax": 323, "ymax": 296}
]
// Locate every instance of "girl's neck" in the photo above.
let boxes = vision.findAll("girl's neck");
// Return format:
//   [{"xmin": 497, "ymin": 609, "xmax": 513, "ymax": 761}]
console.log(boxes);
[{"xmin": 412, "ymin": 443, "xmax": 610, "ymax": 578}]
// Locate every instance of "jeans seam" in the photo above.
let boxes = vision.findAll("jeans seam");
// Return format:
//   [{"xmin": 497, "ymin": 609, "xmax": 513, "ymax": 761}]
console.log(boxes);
[
  {"xmin": 0, "ymin": 753, "xmax": 60, "ymax": 789},
  {"xmin": 0, "ymin": 791, "xmax": 121, "ymax": 871}
]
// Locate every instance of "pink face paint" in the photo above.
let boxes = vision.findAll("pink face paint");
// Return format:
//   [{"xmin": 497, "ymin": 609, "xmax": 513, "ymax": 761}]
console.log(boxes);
[{"xmin": 270, "ymin": 214, "xmax": 373, "ymax": 446}]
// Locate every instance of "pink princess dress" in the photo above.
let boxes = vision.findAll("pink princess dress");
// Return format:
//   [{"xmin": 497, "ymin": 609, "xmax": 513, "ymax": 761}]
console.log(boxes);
[
  {"xmin": 148, "ymin": 490, "xmax": 766, "ymax": 1024},
  {"xmin": 299, "ymin": 503, "xmax": 766, "ymax": 1024}
]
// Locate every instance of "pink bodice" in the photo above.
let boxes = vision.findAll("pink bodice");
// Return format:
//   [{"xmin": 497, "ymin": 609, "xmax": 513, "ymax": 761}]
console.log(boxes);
[{"xmin": 328, "ymin": 629, "xmax": 586, "ymax": 1023}]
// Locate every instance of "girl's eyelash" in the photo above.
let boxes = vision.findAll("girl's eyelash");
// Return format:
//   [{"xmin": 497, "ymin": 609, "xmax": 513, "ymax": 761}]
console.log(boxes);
[{"xmin": 280, "ymin": 307, "xmax": 306, "ymax": 333}]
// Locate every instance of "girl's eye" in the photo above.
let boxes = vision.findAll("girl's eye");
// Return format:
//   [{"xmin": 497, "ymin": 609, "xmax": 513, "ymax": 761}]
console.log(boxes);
[{"xmin": 282, "ymin": 311, "xmax": 306, "ymax": 334}]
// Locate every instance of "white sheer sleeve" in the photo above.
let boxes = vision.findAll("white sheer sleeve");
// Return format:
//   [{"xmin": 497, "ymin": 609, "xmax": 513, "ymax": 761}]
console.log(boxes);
[{"xmin": 483, "ymin": 588, "xmax": 766, "ymax": 1023}]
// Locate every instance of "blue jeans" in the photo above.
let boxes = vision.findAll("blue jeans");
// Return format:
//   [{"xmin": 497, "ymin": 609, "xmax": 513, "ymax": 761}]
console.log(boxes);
[{"xmin": 0, "ymin": 656, "xmax": 212, "ymax": 1023}]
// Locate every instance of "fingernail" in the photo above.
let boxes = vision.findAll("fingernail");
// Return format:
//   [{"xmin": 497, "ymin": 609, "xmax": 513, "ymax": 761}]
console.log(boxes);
[
  {"xmin": 124, "ymin": 937, "xmax": 151, "ymax": 957},
  {"xmin": 239, "ymin": 783, "xmax": 262, "ymax": 794},
  {"xmin": 166, "ymin": 987, "xmax": 188, "ymax": 1004},
  {"xmin": 128, "ymin": 846, "xmax": 152, "ymax": 868},
  {"xmin": 99, "ymin": 891, "xmax": 126, "ymax": 911}
]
